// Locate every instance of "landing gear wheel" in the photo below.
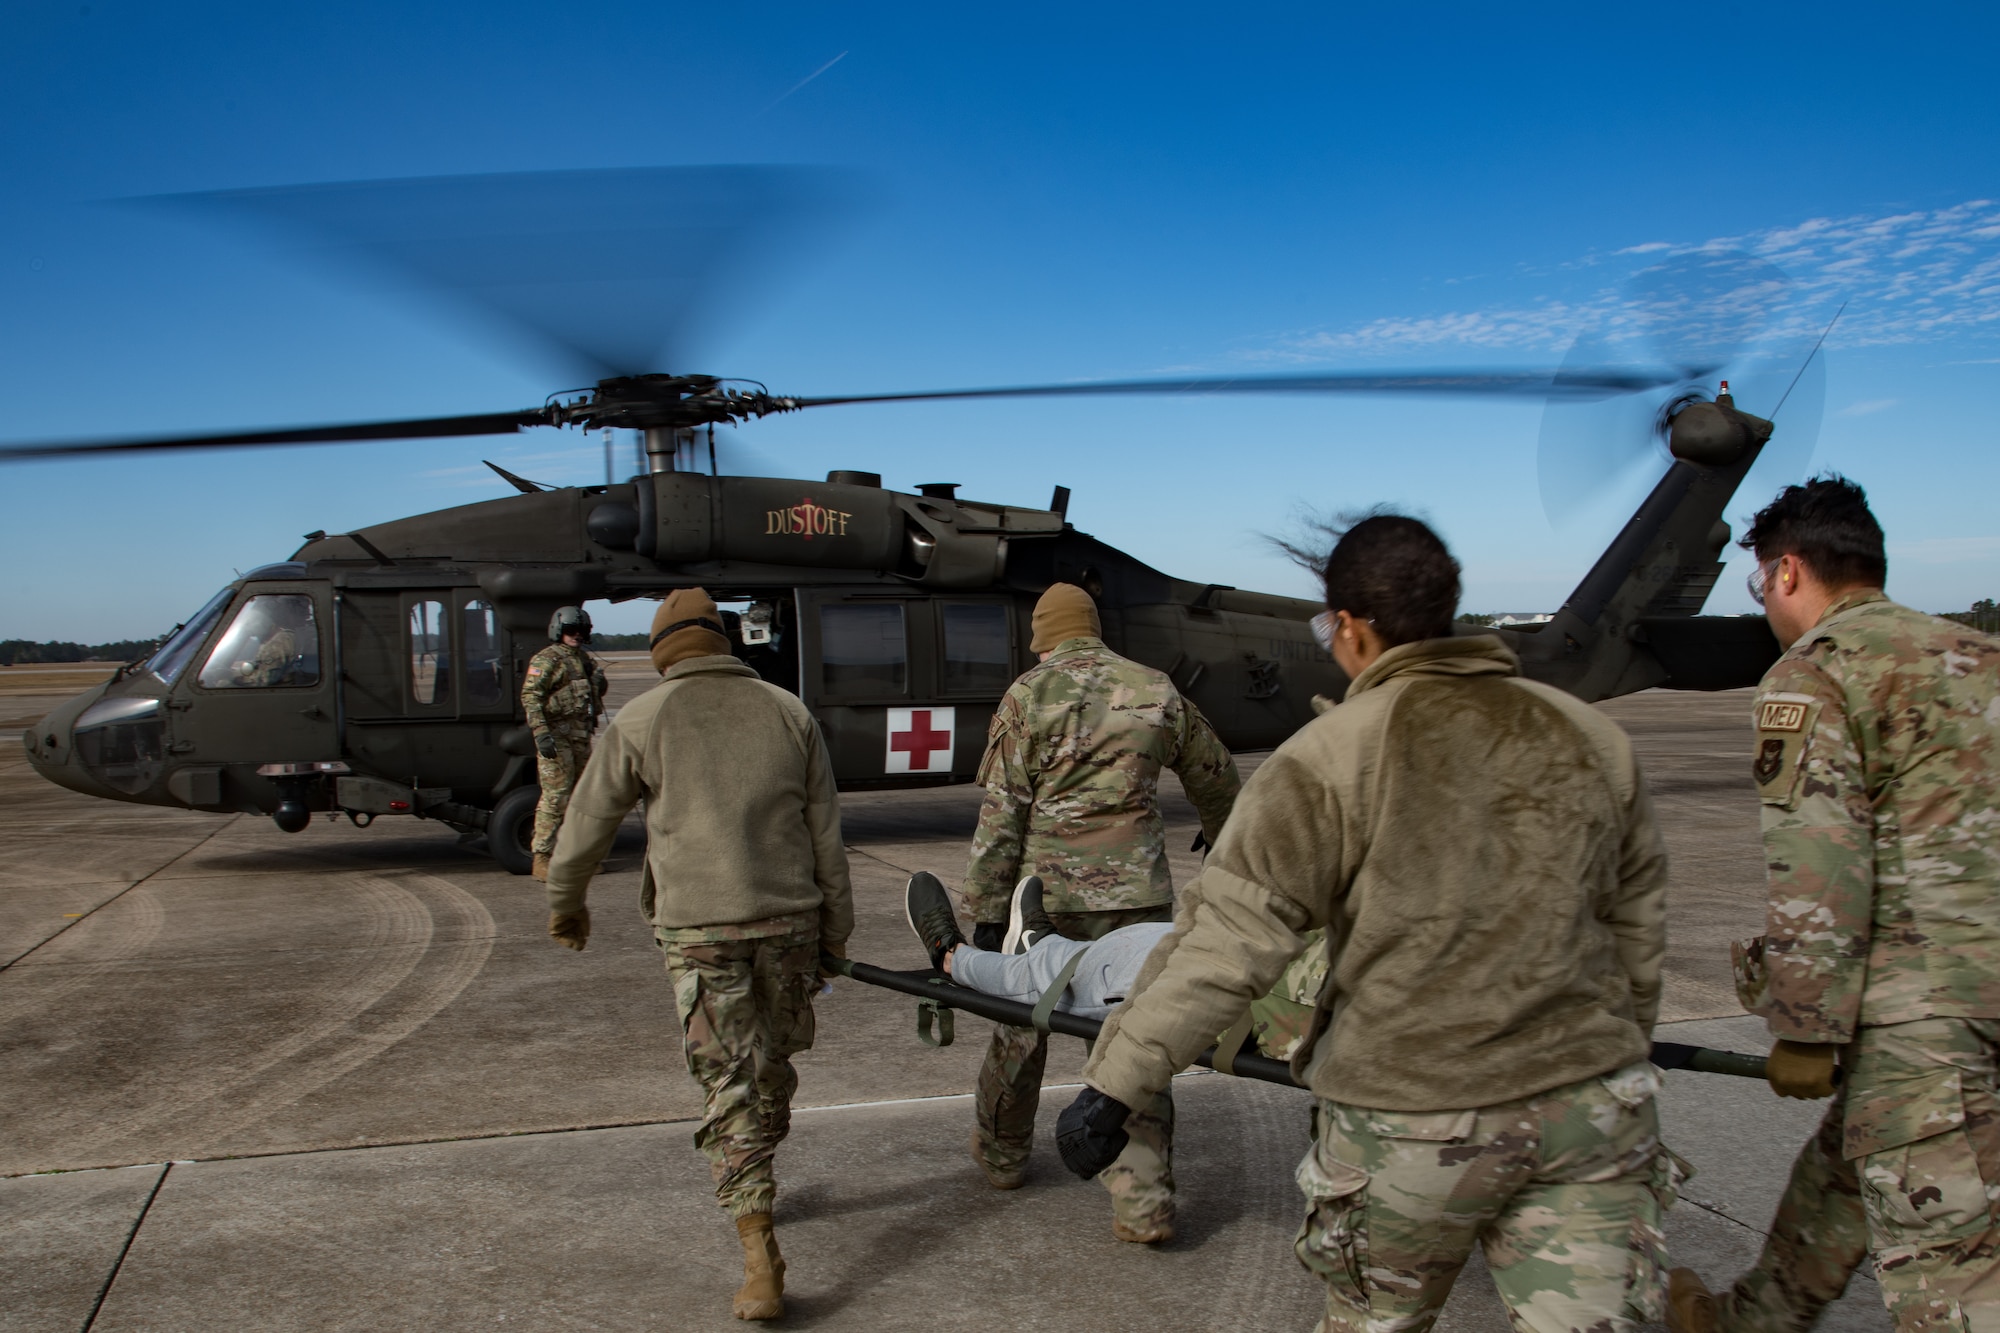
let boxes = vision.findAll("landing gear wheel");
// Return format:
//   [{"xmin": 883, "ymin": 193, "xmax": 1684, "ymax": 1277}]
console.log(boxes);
[{"xmin": 488, "ymin": 784, "xmax": 541, "ymax": 876}]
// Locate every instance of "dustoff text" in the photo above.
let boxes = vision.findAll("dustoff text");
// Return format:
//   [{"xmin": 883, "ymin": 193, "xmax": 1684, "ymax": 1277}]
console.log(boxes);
[{"xmin": 766, "ymin": 499, "xmax": 853, "ymax": 539}]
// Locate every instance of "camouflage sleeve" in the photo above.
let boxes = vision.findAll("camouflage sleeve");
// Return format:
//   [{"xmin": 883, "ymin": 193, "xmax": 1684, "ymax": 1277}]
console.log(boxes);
[
  {"xmin": 962, "ymin": 693, "xmax": 1033, "ymax": 923},
  {"xmin": 1168, "ymin": 696, "xmax": 1241, "ymax": 840},
  {"xmin": 1606, "ymin": 768, "xmax": 1669, "ymax": 1034},
  {"xmin": 1754, "ymin": 658, "xmax": 1874, "ymax": 1043},
  {"xmin": 521, "ymin": 651, "xmax": 554, "ymax": 733},
  {"xmin": 799, "ymin": 708, "xmax": 854, "ymax": 953},
  {"xmin": 546, "ymin": 720, "xmax": 642, "ymax": 914}
]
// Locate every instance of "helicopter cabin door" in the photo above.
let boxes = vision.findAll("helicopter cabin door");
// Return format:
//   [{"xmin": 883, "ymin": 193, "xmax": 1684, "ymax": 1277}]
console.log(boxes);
[
  {"xmin": 799, "ymin": 588, "xmax": 1017, "ymax": 790},
  {"xmin": 335, "ymin": 586, "xmax": 517, "ymax": 792},
  {"xmin": 169, "ymin": 578, "xmax": 340, "ymax": 772}
]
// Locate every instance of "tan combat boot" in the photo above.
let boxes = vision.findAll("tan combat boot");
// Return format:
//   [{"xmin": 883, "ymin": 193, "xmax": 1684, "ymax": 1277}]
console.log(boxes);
[
  {"xmin": 531, "ymin": 853, "xmax": 550, "ymax": 881},
  {"xmin": 733, "ymin": 1212, "xmax": 785, "ymax": 1320},
  {"xmin": 1667, "ymin": 1268, "xmax": 1720, "ymax": 1333}
]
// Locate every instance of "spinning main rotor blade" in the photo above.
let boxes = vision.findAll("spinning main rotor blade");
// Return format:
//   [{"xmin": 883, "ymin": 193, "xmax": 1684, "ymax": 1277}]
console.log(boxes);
[
  {"xmin": 793, "ymin": 367, "xmax": 1688, "ymax": 408},
  {"xmin": 0, "ymin": 365, "xmax": 1692, "ymax": 463},
  {"xmin": 146, "ymin": 166, "xmax": 854, "ymax": 382},
  {"xmin": 0, "ymin": 409, "xmax": 546, "ymax": 461}
]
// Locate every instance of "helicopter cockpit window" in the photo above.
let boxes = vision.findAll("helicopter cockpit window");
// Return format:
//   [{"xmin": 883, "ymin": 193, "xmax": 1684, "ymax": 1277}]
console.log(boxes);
[
  {"xmin": 820, "ymin": 603, "xmax": 907, "ymax": 693},
  {"xmin": 941, "ymin": 603, "xmax": 1012, "ymax": 695},
  {"xmin": 146, "ymin": 587, "xmax": 235, "ymax": 685},
  {"xmin": 409, "ymin": 600, "xmax": 451, "ymax": 705},
  {"xmin": 197, "ymin": 594, "xmax": 321, "ymax": 690},
  {"xmin": 463, "ymin": 599, "xmax": 503, "ymax": 708}
]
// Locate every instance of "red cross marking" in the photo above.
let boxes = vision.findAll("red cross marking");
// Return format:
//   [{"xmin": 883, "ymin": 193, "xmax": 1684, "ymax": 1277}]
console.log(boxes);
[{"xmin": 889, "ymin": 710, "xmax": 952, "ymax": 771}]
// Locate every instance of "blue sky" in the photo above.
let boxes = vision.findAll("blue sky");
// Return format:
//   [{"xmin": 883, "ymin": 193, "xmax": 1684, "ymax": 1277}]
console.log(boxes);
[{"xmin": 2, "ymin": 1, "xmax": 1996, "ymax": 640}]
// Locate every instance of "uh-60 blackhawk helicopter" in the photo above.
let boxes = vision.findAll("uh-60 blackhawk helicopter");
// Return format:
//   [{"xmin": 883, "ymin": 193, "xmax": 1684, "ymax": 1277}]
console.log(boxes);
[{"xmin": 7, "ymin": 167, "xmax": 1819, "ymax": 874}]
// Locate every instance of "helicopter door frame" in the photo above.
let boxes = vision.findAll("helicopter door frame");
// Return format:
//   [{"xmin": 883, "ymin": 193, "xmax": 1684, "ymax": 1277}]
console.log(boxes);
[{"xmin": 170, "ymin": 579, "xmax": 341, "ymax": 773}]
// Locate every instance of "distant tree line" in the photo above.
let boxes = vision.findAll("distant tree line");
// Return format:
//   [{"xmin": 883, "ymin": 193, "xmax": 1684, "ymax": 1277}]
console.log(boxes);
[
  {"xmin": 1942, "ymin": 599, "xmax": 2000, "ymax": 634},
  {"xmin": 590, "ymin": 632, "xmax": 653, "ymax": 650},
  {"xmin": 0, "ymin": 637, "xmax": 164, "ymax": 666}
]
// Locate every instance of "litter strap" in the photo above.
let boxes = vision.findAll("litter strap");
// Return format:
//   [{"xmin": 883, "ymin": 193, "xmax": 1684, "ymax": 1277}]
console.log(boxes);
[{"xmin": 1030, "ymin": 948, "xmax": 1090, "ymax": 1034}]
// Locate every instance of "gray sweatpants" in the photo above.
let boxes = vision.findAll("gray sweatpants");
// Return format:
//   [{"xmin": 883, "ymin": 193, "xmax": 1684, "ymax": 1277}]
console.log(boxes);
[{"xmin": 948, "ymin": 922, "xmax": 1174, "ymax": 1021}]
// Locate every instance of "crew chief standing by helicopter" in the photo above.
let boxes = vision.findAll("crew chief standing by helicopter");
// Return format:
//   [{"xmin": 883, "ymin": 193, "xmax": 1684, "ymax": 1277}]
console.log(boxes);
[{"xmin": 523, "ymin": 605, "xmax": 609, "ymax": 881}]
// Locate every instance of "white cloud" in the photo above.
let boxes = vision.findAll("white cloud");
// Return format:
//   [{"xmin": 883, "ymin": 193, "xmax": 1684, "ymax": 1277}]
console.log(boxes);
[
  {"xmin": 1836, "ymin": 398, "xmax": 1899, "ymax": 417},
  {"xmin": 1255, "ymin": 201, "xmax": 2000, "ymax": 362}
]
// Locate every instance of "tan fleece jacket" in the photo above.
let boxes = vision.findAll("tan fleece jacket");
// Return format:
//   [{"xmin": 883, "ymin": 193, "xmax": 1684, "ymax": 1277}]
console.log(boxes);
[
  {"xmin": 545, "ymin": 656, "xmax": 854, "ymax": 948},
  {"xmin": 1083, "ymin": 635, "xmax": 1667, "ymax": 1112}
]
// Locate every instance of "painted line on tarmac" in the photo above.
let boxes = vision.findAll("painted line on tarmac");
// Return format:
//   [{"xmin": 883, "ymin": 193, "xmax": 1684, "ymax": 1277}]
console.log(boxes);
[{"xmin": 0, "ymin": 815, "xmax": 240, "ymax": 973}]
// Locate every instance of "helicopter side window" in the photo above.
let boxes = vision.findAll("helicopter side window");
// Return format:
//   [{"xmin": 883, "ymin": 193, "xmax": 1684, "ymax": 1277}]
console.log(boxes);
[
  {"xmin": 941, "ymin": 602, "xmax": 1013, "ymax": 695},
  {"xmin": 409, "ymin": 600, "xmax": 451, "ymax": 706},
  {"xmin": 147, "ymin": 587, "xmax": 236, "ymax": 685},
  {"xmin": 196, "ymin": 594, "xmax": 321, "ymax": 690},
  {"xmin": 462, "ymin": 598, "xmax": 503, "ymax": 708},
  {"xmin": 820, "ymin": 603, "xmax": 907, "ymax": 693}
]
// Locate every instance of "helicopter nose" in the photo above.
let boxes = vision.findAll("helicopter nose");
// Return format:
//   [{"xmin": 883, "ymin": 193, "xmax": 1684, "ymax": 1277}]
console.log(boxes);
[{"xmin": 23, "ymin": 689, "xmax": 106, "ymax": 797}]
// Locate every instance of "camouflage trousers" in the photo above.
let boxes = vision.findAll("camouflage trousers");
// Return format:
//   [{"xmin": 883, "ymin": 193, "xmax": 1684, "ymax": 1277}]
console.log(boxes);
[
  {"xmin": 1297, "ymin": 1061, "xmax": 1678, "ymax": 1333},
  {"xmin": 974, "ymin": 903, "xmax": 1175, "ymax": 1229},
  {"xmin": 660, "ymin": 926, "xmax": 820, "ymax": 1220},
  {"xmin": 1721, "ymin": 1018, "xmax": 2000, "ymax": 1333},
  {"xmin": 530, "ymin": 731, "xmax": 591, "ymax": 857}
]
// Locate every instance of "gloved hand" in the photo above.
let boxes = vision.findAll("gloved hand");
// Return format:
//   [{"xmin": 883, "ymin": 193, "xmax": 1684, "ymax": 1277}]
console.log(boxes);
[
  {"xmin": 1056, "ymin": 1087, "xmax": 1131, "ymax": 1180},
  {"xmin": 535, "ymin": 732, "xmax": 559, "ymax": 759},
  {"xmin": 819, "ymin": 940, "xmax": 847, "ymax": 983},
  {"xmin": 549, "ymin": 908, "xmax": 590, "ymax": 951},
  {"xmin": 972, "ymin": 921, "xmax": 1006, "ymax": 953},
  {"xmin": 1766, "ymin": 1039, "xmax": 1840, "ymax": 1099}
]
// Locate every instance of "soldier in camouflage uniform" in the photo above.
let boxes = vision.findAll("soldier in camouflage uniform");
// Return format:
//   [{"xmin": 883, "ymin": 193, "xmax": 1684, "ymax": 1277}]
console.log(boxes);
[
  {"xmin": 1059, "ymin": 515, "xmax": 1677, "ymax": 1333},
  {"xmin": 1669, "ymin": 478, "xmax": 2000, "ymax": 1333},
  {"xmin": 521, "ymin": 605, "xmax": 608, "ymax": 881},
  {"xmin": 544, "ymin": 588, "xmax": 851, "ymax": 1322},
  {"xmin": 962, "ymin": 581, "xmax": 1239, "ymax": 1242}
]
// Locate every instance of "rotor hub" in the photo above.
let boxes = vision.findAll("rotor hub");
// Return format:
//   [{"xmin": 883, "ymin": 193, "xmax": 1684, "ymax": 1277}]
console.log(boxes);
[{"xmin": 547, "ymin": 374, "xmax": 804, "ymax": 435}]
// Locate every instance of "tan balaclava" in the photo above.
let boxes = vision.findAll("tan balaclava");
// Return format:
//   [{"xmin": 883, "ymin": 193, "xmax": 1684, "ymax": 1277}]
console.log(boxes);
[
  {"xmin": 1030, "ymin": 582, "xmax": 1101, "ymax": 654},
  {"xmin": 650, "ymin": 588, "xmax": 731, "ymax": 673}
]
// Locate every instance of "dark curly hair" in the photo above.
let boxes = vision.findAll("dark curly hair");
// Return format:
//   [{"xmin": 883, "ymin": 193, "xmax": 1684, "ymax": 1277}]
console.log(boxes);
[
  {"xmin": 1740, "ymin": 474, "xmax": 1887, "ymax": 590},
  {"xmin": 1321, "ymin": 511, "xmax": 1462, "ymax": 647}
]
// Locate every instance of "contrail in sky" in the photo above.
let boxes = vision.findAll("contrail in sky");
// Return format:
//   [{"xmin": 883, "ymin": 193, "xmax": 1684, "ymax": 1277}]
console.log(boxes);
[{"xmin": 758, "ymin": 51, "xmax": 848, "ymax": 116}]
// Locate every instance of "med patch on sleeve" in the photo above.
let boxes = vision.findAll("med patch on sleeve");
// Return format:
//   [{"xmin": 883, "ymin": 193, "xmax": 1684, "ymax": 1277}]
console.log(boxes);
[{"xmin": 1753, "ymin": 692, "xmax": 1820, "ymax": 808}]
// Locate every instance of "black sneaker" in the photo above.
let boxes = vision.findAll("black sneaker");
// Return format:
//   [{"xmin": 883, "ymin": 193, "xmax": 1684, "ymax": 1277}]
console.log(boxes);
[
  {"xmin": 1003, "ymin": 875, "xmax": 1057, "ymax": 955},
  {"xmin": 905, "ymin": 872, "xmax": 966, "ymax": 972}
]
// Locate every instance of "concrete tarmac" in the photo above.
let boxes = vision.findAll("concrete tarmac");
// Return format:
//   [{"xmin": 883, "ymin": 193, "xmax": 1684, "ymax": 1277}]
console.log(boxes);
[{"xmin": 1, "ymin": 678, "xmax": 1891, "ymax": 1332}]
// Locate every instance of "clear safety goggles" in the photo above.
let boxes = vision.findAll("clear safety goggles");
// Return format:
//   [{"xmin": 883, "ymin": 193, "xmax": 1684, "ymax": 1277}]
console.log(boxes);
[
  {"xmin": 1746, "ymin": 560, "xmax": 1777, "ymax": 607},
  {"xmin": 1311, "ymin": 611, "xmax": 1336, "ymax": 653}
]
